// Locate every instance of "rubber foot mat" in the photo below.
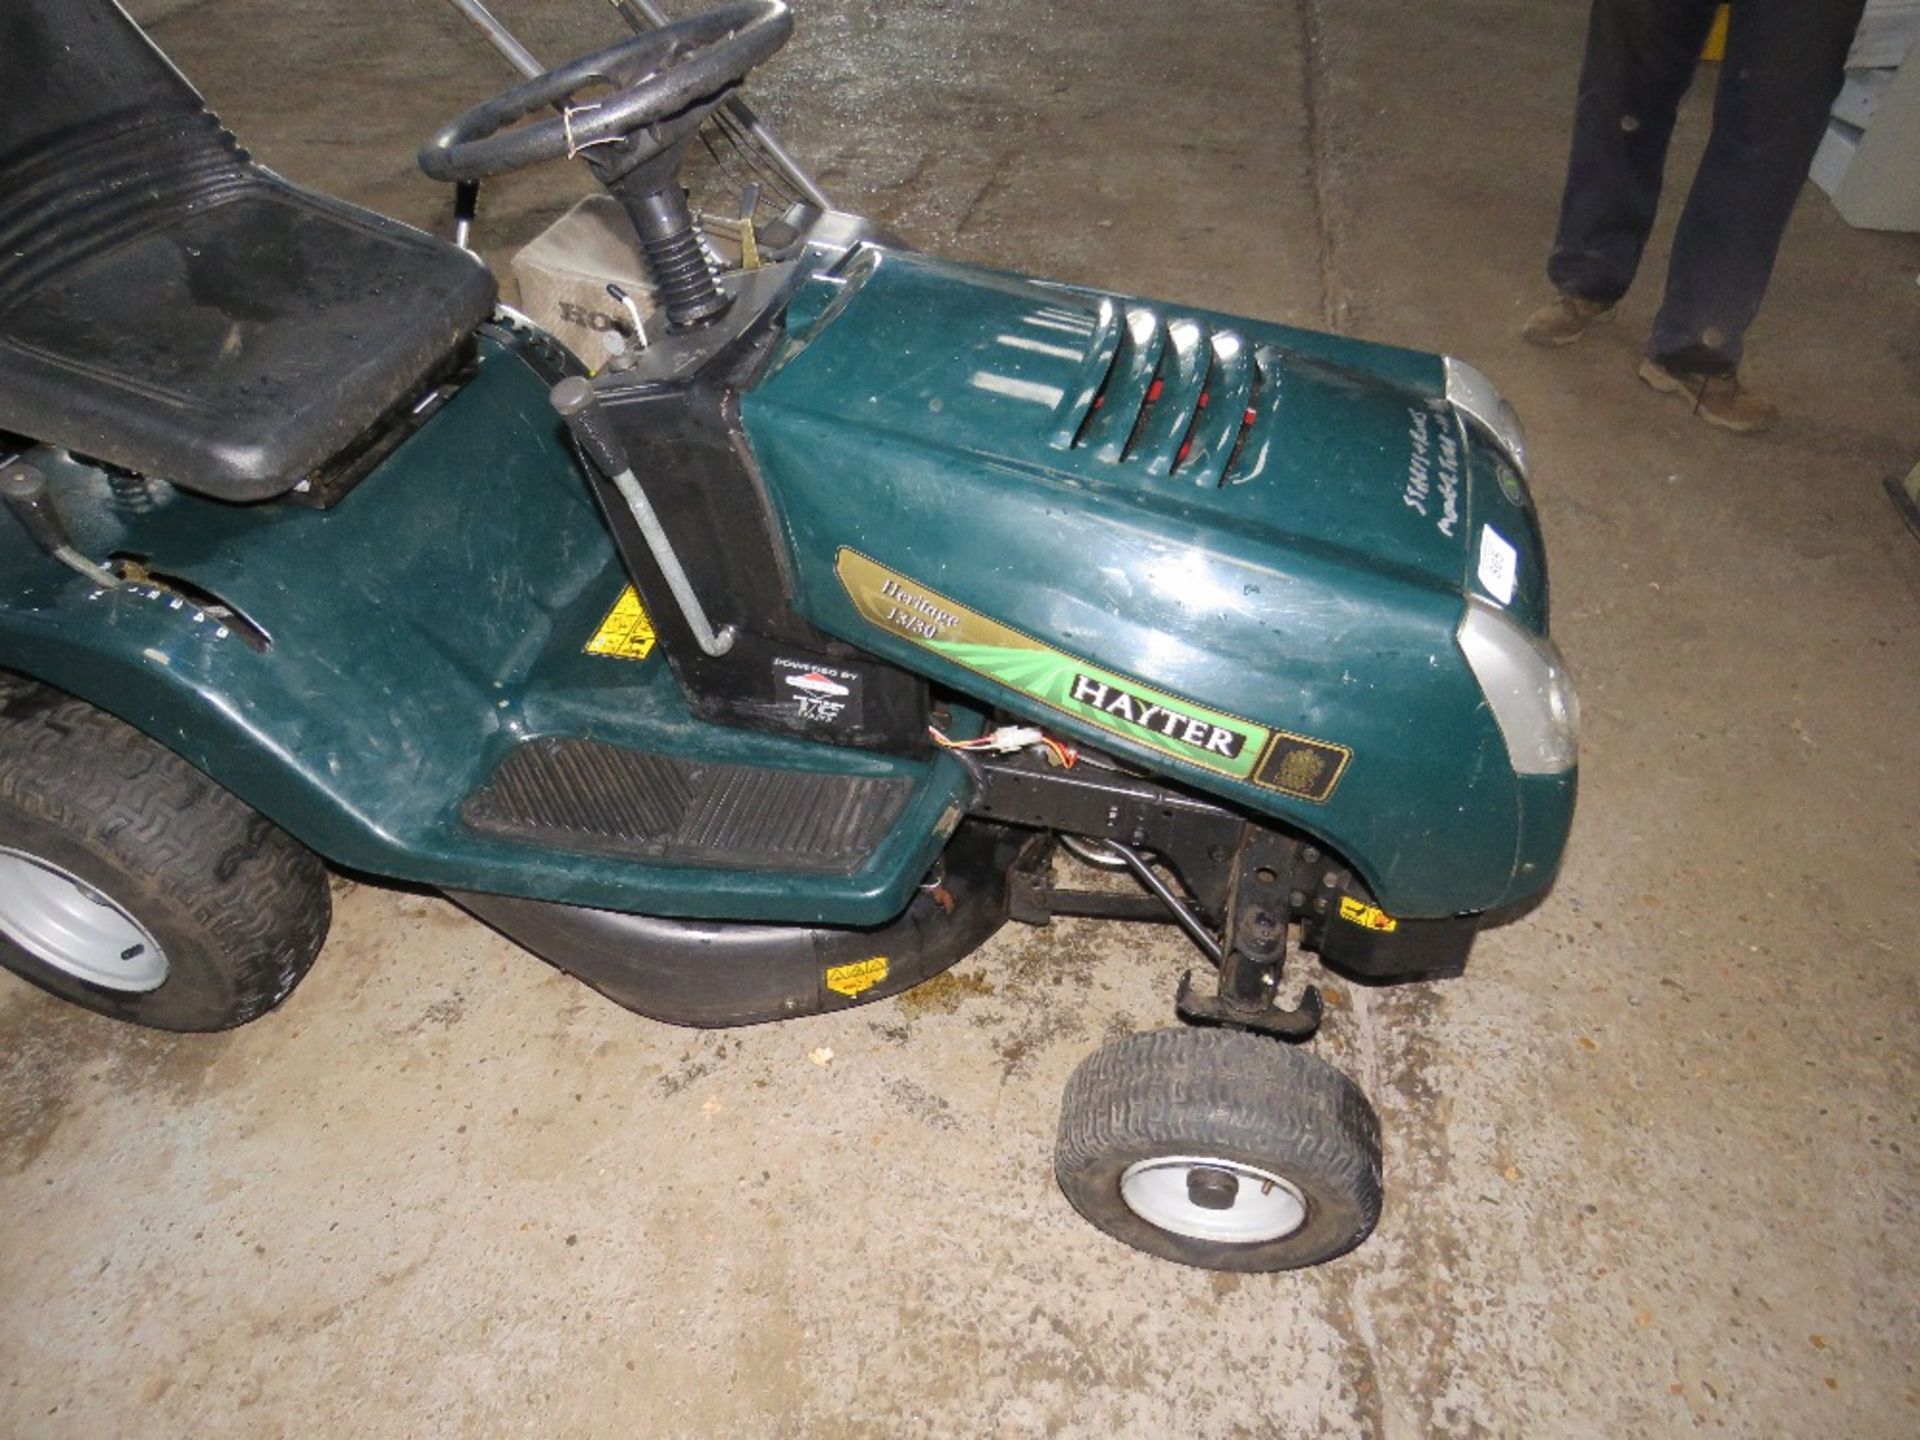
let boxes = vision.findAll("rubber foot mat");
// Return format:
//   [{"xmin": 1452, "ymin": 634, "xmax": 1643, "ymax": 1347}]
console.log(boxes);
[{"xmin": 462, "ymin": 736, "xmax": 914, "ymax": 875}]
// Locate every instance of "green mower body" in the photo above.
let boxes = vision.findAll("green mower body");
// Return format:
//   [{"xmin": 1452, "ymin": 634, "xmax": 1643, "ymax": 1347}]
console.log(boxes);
[
  {"xmin": 0, "ymin": 0, "xmax": 1580, "ymax": 1271},
  {"xmin": 1, "ymin": 240, "xmax": 1573, "ymax": 930}
]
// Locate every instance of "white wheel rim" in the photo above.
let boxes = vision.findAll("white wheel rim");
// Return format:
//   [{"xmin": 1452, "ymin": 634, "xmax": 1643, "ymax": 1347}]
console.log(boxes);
[
  {"xmin": 1120, "ymin": 1154, "xmax": 1308, "ymax": 1244},
  {"xmin": 0, "ymin": 846, "xmax": 168, "ymax": 992}
]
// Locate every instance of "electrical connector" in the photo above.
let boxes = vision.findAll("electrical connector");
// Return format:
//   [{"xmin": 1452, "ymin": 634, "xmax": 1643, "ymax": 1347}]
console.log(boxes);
[{"xmin": 980, "ymin": 725, "xmax": 1045, "ymax": 753}]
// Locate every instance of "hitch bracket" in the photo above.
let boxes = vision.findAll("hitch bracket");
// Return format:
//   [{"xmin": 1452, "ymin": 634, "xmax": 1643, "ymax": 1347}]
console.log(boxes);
[{"xmin": 1175, "ymin": 825, "xmax": 1323, "ymax": 1041}]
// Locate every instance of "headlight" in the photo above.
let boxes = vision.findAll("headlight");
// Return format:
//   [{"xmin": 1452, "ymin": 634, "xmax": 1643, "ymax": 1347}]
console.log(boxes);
[
  {"xmin": 1456, "ymin": 598, "xmax": 1578, "ymax": 774},
  {"xmin": 1444, "ymin": 356, "xmax": 1530, "ymax": 480}
]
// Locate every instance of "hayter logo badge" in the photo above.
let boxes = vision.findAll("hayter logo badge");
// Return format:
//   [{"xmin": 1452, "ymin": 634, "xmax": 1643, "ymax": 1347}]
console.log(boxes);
[{"xmin": 1067, "ymin": 674, "xmax": 1248, "ymax": 759}]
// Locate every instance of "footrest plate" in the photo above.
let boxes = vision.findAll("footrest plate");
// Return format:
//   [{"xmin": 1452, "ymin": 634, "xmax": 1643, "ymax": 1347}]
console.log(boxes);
[{"xmin": 463, "ymin": 736, "xmax": 912, "ymax": 876}]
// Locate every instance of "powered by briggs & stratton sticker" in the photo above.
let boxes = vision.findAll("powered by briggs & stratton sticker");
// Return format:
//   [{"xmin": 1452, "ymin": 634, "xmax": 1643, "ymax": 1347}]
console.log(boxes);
[{"xmin": 771, "ymin": 654, "xmax": 863, "ymax": 726}]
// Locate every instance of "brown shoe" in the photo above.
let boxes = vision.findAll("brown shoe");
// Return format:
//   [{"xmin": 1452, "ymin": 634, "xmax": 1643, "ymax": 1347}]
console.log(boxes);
[
  {"xmin": 1637, "ymin": 358, "xmax": 1779, "ymax": 434},
  {"xmin": 1521, "ymin": 294, "xmax": 1617, "ymax": 347}
]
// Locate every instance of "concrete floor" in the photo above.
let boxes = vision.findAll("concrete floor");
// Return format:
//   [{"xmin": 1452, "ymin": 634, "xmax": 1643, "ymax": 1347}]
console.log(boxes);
[{"xmin": 4, "ymin": 1, "xmax": 1917, "ymax": 1434}]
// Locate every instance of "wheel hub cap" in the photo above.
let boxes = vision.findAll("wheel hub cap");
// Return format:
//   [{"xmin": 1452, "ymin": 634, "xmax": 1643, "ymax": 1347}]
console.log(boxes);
[
  {"xmin": 1120, "ymin": 1155, "xmax": 1307, "ymax": 1244},
  {"xmin": 0, "ymin": 847, "xmax": 167, "ymax": 992},
  {"xmin": 1186, "ymin": 1165, "xmax": 1240, "ymax": 1210}
]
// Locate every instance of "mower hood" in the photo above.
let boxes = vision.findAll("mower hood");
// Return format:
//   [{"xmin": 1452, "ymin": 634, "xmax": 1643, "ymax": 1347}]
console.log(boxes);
[
  {"xmin": 740, "ymin": 245, "xmax": 1560, "ymax": 917},
  {"xmin": 750, "ymin": 247, "xmax": 1508, "ymax": 608}
]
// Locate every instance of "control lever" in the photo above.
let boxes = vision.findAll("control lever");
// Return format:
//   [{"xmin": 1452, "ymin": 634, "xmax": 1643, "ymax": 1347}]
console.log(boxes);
[
  {"xmin": 738, "ymin": 182, "xmax": 762, "ymax": 270},
  {"xmin": 0, "ymin": 460, "xmax": 119, "ymax": 589},
  {"xmin": 548, "ymin": 378, "xmax": 734, "ymax": 657}
]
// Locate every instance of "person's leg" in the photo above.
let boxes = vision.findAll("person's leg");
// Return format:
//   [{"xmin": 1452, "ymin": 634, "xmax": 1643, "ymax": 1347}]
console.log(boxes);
[
  {"xmin": 1648, "ymin": 0, "xmax": 1867, "ymax": 374},
  {"xmin": 1547, "ymin": 0, "xmax": 1723, "ymax": 303}
]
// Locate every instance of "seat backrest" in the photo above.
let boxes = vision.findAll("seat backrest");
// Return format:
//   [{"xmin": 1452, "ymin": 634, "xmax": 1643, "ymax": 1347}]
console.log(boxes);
[
  {"xmin": 0, "ymin": 0, "xmax": 207, "ymax": 169},
  {"xmin": 0, "ymin": 2, "xmax": 256, "ymax": 319},
  {"xmin": 0, "ymin": 0, "xmax": 500, "ymax": 501}
]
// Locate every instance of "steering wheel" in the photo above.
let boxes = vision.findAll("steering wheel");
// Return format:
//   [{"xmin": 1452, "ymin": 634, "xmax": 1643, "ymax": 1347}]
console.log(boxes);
[{"xmin": 420, "ymin": 1, "xmax": 792, "ymax": 185}]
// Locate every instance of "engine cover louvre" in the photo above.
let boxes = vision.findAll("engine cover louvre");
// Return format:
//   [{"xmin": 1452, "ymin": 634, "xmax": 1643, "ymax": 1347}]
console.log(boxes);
[{"xmin": 1047, "ymin": 305, "xmax": 1275, "ymax": 487}]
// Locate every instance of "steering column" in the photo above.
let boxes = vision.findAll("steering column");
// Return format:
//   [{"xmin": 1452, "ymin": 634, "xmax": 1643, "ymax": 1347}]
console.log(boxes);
[{"xmin": 420, "ymin": 1, "xmax": 792, "ymax": 329}]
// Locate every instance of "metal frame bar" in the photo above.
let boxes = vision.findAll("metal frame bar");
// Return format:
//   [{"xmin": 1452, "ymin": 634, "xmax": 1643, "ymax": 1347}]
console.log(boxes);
[{"xmin": 445, "ymin": 0, "xmax": 544, "ymax": 78}]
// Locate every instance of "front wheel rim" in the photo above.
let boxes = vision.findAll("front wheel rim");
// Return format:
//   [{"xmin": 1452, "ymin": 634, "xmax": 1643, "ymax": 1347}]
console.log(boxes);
[
  {"xmin": 1119, "ymin": 1154, "xmax": 1308, "ymax": 1244},
  {"xmin": 0, "ymin": 846, "xmax": 168, "ymax": 992}
]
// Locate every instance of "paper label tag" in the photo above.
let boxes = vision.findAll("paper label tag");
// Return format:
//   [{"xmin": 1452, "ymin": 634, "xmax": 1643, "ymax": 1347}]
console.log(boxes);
[{"xmin": 1478, "ymin": 526, "xmax": 1518, "ymax": 606}]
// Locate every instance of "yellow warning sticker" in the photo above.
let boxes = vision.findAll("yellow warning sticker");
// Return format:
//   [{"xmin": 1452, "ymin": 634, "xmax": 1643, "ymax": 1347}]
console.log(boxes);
[
  {"xmin": 825, "ymin": 956, "xmax": 889, "ymax": 998},
  {"xmin": 584, "ymin": 586, "xmax": 656, "ymax": 662},
  {"xmin": 1338, "ymin": 897, "xmax": 1398, "ymax": 933}
]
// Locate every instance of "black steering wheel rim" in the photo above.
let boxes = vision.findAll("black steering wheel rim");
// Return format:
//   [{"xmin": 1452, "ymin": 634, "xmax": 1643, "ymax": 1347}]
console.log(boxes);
[{"xmin": 420, "ymin": 1, "xmax": 791, "ymax": 183}]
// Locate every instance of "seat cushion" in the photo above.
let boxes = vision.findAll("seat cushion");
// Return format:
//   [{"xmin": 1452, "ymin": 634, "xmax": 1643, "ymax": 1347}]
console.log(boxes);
[
  {"xmin": 0, "ymin": 177, "xmax": 499, "ymax": 502},
  {"xmin": 0, "ymin": 1, "xmax": 498, "ymax": 502}
]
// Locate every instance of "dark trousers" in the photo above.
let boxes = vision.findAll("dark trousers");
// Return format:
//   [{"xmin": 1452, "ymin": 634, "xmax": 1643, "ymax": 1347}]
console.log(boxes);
[{"xmin": 1547, "ymin": 0, "xmax": 1865, "ymax": 374}]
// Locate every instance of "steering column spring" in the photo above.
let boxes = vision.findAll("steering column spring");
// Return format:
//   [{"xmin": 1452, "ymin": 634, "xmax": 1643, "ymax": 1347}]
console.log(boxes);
[{"xmin": 625, "ymin": 183, "xmax": 730, "ymax": 329}]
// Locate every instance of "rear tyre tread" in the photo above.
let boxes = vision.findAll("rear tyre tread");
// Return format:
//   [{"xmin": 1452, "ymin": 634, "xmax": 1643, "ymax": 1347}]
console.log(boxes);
[{"xmin": 0, "ymin": 674, "xmax": 329, "ymax": 1030}]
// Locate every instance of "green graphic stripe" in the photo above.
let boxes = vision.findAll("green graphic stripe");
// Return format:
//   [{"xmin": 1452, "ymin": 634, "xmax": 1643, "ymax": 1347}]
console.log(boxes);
[
  {"xmin": 931, "ymin": 640, "xmax": 1266, "ymax": 779},
  {"xmin": 837, "ymin": 548, "xmax": 1274, "ymax": 784}
]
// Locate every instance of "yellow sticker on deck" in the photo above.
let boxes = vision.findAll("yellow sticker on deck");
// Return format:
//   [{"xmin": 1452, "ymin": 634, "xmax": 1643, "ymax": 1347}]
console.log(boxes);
[
  {"xmin": 1338, "ymin": 897, "xmax": 1398, "ymax": 933},
  {"xmin": 825, "ymin": 956, "xmax": 889, "ymax": 998},
  {"xmin": 584, "ymin": 586, "xmax": 657, "ymax": 661}
]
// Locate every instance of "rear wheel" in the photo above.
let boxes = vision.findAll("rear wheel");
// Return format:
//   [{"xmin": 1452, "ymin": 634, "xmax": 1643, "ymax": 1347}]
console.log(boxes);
[
  {"xmin": 0, "ymin": 675, "xmax": 330, "ymax": 1031},
  {"xmin": 1055, "ymin": 1026, "xmax": 1382, "ymax": 1271}
]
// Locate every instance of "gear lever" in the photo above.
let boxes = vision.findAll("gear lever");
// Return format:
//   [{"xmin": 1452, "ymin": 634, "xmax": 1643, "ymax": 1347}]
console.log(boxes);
[
  {"xmin": 0, "ymin": 461, "xmax": 119, "ymax": 589},
  {"xmin": 548, "ymin": 378, "xmax": 734, "ymax": 657}
]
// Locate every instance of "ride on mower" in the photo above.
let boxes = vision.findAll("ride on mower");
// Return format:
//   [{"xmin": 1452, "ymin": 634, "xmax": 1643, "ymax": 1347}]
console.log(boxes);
[{"xmin": 0, "ymin": 0, "xmax": 1576, "ymax": 1270}]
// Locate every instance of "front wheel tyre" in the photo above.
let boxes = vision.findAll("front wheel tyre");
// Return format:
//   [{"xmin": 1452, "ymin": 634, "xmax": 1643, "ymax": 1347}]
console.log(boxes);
[
  {"xmin": 1054, "ymin": 1026, "xmax": 1382, "ymax": 1271},
  {"xmin": 0, "ymin": 675, "xmax": 330, "ymax": 1031}
]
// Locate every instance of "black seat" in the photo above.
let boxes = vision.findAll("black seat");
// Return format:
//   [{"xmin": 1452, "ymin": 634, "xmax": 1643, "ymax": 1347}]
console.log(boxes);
[{"xmin": 0, "ymin": 0, "xmax": 498, "ymax": 502}]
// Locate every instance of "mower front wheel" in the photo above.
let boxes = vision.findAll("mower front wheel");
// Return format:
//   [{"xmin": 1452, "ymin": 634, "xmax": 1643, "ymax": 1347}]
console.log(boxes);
[
  {"xmin": 1055, "ymin": 1027, "xmax": 1382, "ymax": 1271},
  {"xmin": 0, "ymin": 676, "xmax": 330, "ymax": 1031}
]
